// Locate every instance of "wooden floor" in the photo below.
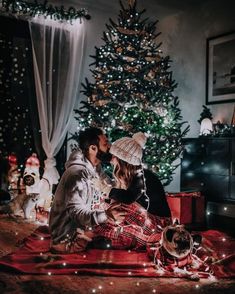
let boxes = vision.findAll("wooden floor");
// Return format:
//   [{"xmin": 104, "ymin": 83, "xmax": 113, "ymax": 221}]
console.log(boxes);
[{"xmin": 0, "ymin": 215, "xmax": 235, "ymax": 294}]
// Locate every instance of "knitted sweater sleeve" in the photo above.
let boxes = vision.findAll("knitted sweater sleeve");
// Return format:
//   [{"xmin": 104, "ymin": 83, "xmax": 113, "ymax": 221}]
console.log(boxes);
[{"xmin": 109, "ymin": 172, "xmax": 145, "ymax": 204}]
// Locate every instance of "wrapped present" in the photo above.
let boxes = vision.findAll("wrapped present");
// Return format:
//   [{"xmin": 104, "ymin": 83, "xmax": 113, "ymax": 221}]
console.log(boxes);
[
  {"xmin": 166, "ymin": 191, "xmax": 205, "ymax": 225},
  {"xmin": 166, "ymin": 191, "xmax": 201, "ymax": 198}
]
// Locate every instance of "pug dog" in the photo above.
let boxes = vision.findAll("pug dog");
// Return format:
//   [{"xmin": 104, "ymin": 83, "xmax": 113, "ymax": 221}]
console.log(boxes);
[
  {"xmin": 23, "ymin": 167, "xmax": 41, "ymax": 195},
  {"xmin": 161, "ymin": 223, "xmax": 193, "ymax": 260},
  {"xmin": 23, "ymin": 167, "xmax": 53, "ymax": 211},
  {"xmin": 148, "ymin": 221, "xmax": 205, "ymax": 280},
  {"xmin": 151, "ymin": 220, "xmax": 202, "ymax": 269}
]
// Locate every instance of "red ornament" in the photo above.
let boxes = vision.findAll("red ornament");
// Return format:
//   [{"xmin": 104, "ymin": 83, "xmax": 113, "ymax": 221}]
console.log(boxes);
[
  {"xmin": 25, "ymin": 153, "xmax": 40, "ymax": 168},
  {"xmin": 8, "ymin": 154, "xmax": 18, "ymax": 166}
]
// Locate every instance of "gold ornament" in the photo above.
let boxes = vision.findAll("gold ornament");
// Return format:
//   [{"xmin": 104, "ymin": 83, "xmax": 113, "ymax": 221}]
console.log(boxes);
[
  {"xmin": 135, "ymin": 93, "xmax": 145, "ymax": 99},
  {"xmin": 94, "ymin": 99, "xmax": 109, "ymax": 107},
  {"xmin": 116, "ymin": 27, "xmax": 139, "ymax": 35},
  {"xmin": 97, "ymin": 83, "xmax": 105, "ymax": 89},
  {"xmin": 124, "ymin": 65, "xmax": 139, "ymax": 73},
  {"xmin": 107, "ymin": 80, "xmax": 121, "ymax": 85},
  {"xmin": 123, "ymin": 55, "xmax": 135, "ymax": 62},
  {"xmin": 145, "ymin": 55, "xmax": 161, "ymax": 62},
  {"xmin": 127, "ymin": 45, "xmax": 134, "ymax": 51},
  {"xmin": 144, "ymin": 69, "xmax": 156, "ymax": 80},
  {"xmin": 89, "ymin": 93, "xmax": 97, "ymax": 103},
  {"xmin": 116, "ymin": 47, "xmax": 123, "ymax": 53},
  {"xmin": 103, "ymin": 89, "xmax": 110, "ymax": 96}
]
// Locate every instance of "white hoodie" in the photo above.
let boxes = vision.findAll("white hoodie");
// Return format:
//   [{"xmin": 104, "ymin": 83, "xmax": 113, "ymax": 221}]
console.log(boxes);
[{"xmin": 49, "ymin": 149, "xmax": 109, "ymax": 244}]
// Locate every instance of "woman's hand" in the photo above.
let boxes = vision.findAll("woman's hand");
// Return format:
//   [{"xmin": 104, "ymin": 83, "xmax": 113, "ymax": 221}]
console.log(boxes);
[{"xmin": 105, "ymin": 202, "xmax": 127, "ymax": 224}]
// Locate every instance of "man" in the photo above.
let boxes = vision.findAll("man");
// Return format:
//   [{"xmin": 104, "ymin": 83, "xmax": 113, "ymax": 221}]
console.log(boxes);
[{"xmin": 49, "ymin": 127, "xmax": 126, "ymax": 253}]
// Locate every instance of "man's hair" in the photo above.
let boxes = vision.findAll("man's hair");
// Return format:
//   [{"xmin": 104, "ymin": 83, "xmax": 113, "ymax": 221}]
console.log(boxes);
[{"xmin": 78, "ymin": 127, "xmax": 104, "ymax": 156}]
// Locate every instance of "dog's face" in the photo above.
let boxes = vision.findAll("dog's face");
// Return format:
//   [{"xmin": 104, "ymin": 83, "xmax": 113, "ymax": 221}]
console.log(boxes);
[
  {"xmin": 161, "ymin": 224, "xmax": 193, "ymax": 259},
  {"xmin": 23, "ymin": 168, "xmax": 40, "ymax": 187}
]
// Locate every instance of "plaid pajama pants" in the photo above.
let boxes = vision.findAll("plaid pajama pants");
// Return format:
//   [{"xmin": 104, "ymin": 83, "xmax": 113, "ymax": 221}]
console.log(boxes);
[{"xmin": 93, "ymin": 202, "xmax": 171, "ymax": 250}]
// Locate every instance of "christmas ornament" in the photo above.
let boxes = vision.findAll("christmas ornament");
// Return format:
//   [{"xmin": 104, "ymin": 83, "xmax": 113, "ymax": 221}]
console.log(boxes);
[
  {"xmin": 23, "ymin": 153, "xmax": 53, "ymax": 217},
  {"xmin": 7, "ymin": 153, "xmax": 21, "ymax": 192}
]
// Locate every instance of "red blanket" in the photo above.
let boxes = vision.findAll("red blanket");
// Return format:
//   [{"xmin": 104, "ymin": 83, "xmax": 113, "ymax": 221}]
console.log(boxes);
[{"xmin": 0, "ymin": 226, "xmax": 234, "ymax": 279}]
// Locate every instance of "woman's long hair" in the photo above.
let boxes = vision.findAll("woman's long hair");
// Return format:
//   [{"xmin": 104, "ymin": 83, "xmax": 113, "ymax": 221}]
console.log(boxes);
[{"xmin": 113, "ymin": 157, "xmax": 141, "ymax": 189}]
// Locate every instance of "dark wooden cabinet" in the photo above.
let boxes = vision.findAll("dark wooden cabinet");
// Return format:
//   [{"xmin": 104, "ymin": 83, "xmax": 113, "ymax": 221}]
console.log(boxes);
[{"xmin": 181, "ymin": 137, "xmax": 235, "ymax": 203}]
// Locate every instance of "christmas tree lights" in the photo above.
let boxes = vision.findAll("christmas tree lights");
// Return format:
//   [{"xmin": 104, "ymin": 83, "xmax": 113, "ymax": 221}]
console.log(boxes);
[{"xmin": 72, "ymin": 0, "xmax": 189, "ymax": 185}]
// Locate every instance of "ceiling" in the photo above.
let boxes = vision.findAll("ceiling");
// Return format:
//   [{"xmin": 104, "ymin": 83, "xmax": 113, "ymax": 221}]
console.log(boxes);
[{"xmin": 49, "ymin": 0, "xmax": 211, "ymax": 11}]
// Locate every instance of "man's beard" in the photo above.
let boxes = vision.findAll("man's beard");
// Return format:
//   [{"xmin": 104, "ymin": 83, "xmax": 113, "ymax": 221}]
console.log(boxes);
[{"xmin": 96, "ymin": 149, "xmax": 112, "ymax": 163}]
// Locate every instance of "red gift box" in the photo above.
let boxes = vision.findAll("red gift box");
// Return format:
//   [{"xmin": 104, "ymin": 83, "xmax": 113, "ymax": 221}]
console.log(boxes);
[{"xmin": 166, "ymin": 192, "xmax": 205, "ymax": 225}]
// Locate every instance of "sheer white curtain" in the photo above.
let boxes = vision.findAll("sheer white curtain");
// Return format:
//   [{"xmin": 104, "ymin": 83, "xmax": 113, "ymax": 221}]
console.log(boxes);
[{"xmin": 28, "ymin": 17, "xmax": 86, "ymax": 185}]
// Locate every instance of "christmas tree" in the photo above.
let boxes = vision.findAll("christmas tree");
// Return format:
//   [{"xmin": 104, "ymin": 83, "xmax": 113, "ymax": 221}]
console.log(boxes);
[
  {"xmin": 72, "ymin": 0, "xmax": 189, "ymax": 185},
  {"xmin": 197, "ymin": 105, "xmax": 213, "ymax": 124}
]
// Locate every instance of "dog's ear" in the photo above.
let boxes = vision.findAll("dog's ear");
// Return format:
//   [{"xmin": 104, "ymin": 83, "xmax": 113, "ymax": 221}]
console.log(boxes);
[
  {"xmin": 192, "ymin": 234, "xmax": 202, "ymax": 248},
  {"xmin": 165, "ymin": 228, "xmax": 175, "ymax": 242}
]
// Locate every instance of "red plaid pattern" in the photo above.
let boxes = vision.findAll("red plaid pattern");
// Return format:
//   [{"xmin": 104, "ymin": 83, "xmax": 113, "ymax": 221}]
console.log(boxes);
[
  {"xmin": 93, "ymin": 202, "xmax": 171, "ymax": 250},
  {"xmin": 147, "ymin": 245, "xmax": 193, "ymax": 270}
]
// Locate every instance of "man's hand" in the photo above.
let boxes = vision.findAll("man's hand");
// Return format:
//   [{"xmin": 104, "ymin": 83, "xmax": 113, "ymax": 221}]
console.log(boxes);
[{"xmin": 105, "ymin": 202, "xmax": 127, "ymax": 225}]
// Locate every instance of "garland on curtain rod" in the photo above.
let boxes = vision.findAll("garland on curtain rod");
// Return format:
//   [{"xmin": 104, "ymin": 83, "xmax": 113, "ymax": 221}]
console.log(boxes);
[{"xmin": 1, "ymin": 0, "xmax": 91, "ymax": 22}]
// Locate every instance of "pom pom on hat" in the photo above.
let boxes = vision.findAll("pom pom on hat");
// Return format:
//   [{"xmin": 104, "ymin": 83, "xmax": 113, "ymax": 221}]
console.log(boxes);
[
  {"xmin": 132, "ymin": 132, "xmax": 147, "ymax": 148},
  {"xmin": 110, "ymin": 132, "xmax": 147, "ymax": 166}
]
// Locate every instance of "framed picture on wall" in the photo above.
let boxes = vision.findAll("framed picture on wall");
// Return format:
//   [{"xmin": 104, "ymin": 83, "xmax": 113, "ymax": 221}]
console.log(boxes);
[{"xmin": 206, "ymin": 31, "xmax": 235, "ymax": 104}]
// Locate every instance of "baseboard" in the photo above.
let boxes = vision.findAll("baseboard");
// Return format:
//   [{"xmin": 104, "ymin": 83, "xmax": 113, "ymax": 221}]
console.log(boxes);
[{"xmin": 206, "ymin": 201, "xmax": 235, "ymax": 218}]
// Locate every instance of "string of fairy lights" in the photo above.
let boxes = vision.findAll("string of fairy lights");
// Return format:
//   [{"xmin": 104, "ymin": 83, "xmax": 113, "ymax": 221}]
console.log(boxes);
[
  {"xmin": 0, "ymin": 31, "xmax": 34, "ymax": 166},
  {"xmin": 1, "ymin": 0, "xmax": 91, "ymax": 22}
]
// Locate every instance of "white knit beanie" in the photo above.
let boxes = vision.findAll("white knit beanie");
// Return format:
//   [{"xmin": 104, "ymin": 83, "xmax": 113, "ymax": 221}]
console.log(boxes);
[{"xmin": 110, "ymin": 132, "xmax": 147, "ymax": 165}]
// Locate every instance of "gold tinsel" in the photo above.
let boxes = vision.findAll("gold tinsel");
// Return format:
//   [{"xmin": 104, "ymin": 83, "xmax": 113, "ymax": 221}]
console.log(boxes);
[
  {"xmin": 116, "ymin": 27, "xmax": 144, "ymax": 35},
  {"xmin": 89, "ymin": 94, "xmax": 110, "ymax": 107},
  {"xmin": 124, "ymin": 65, "xmax": 140, "ymax": 73},
  {"xmin": 94, "ymin": 100, "xmax": 109, "ymax": 107},
  {"xmin": 145, "ymin": 55, "xmax": 161, "ymax": 62}
]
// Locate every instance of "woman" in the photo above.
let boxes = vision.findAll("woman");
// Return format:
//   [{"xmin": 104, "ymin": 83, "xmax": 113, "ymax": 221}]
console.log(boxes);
[
  {"xmin": 92, "ymin": 132, "xmax": 172, "ymax": 250},
  {"xmin": 108, "ymin": 132, "xmax": 171, "ymax": 218}
]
